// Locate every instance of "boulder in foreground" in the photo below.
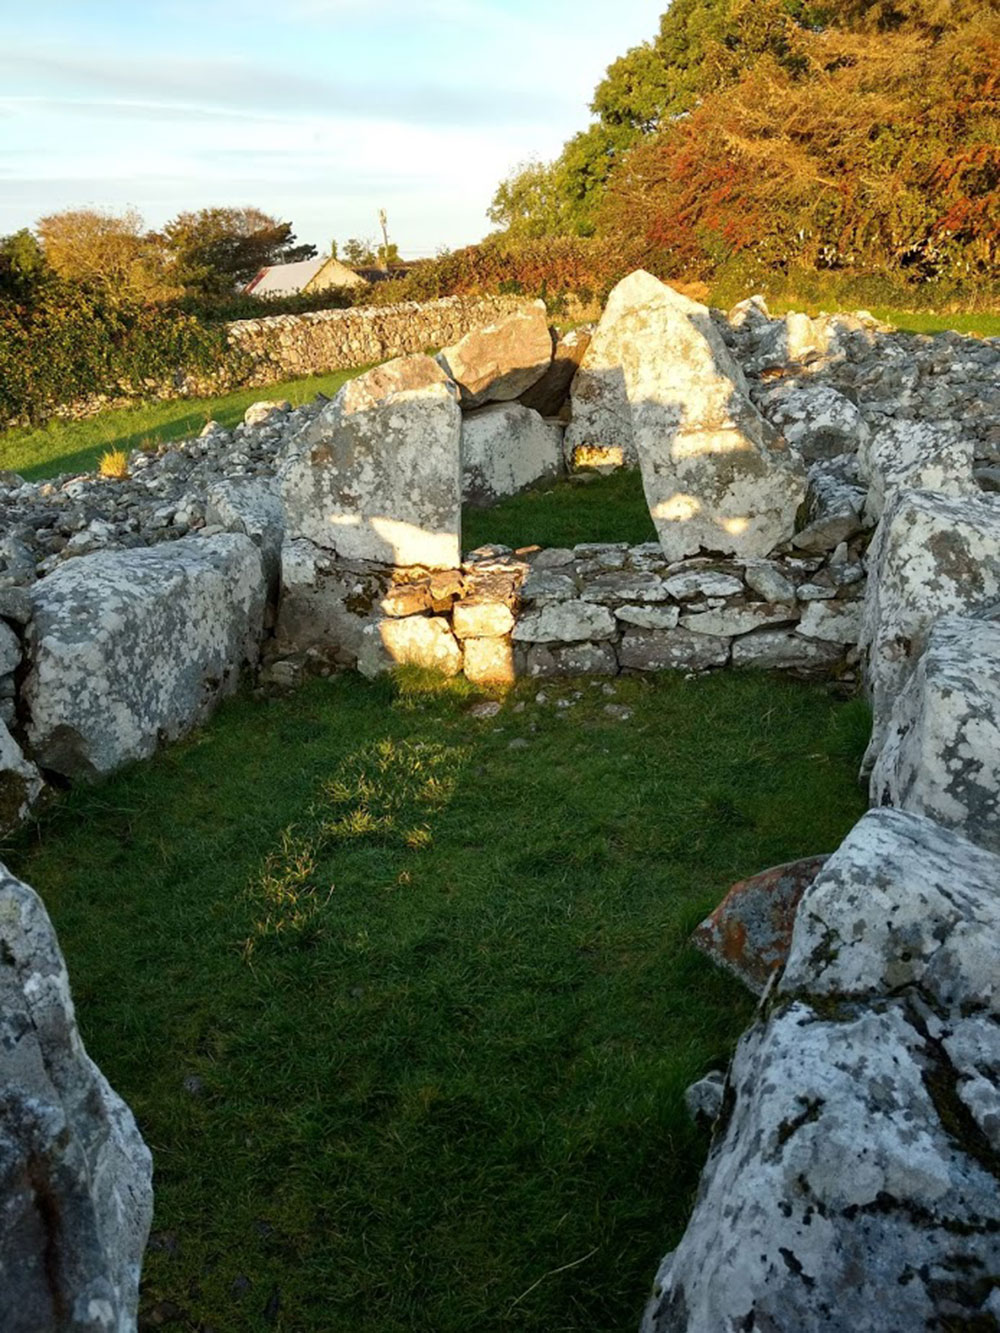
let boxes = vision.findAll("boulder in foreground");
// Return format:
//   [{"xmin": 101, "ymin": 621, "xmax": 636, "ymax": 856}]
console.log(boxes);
[{"xmin": 0, "ymin": 861, "xmax": 153, "ymax": 1332}]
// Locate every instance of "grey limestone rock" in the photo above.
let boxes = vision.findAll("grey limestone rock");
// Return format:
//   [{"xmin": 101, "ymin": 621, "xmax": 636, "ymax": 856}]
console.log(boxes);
[
  {"xmin": 619, "ymin": 627, "xmax": 730, "ymax": 672},
  {"xmin": 461, "ymin": 402, "xmax": 563, "ymax": 506},
  {"xmin": 0, "ymin": 861, "xmax": 153, "ymax": 1332},
  {"xmin": 436, "ymin": 302, "xmax": 553, "ymax": 409},
  {"xmin": 613, "ymin": 273, "xmax": 806, "ymax": 561},
  {"xmin": 24, "ymin": 534, "xmax": 265, "ymax": 779},
  {"xmin": 643, "ymin": 809, "xmax": 1000, "ymax": 1333},
  {"xmin": 0, "ymin": 721, "xmax": 43, "ymax": 834},
  {"xmin": 871, "ymin": 615, "xmax": 1000, "ymax": 853},
  {"xmin": 859, "ymin": 419, "xmax": 976, "ymax": 524},
  {"xmin": 512, "ymin": 600, "xmax": 617, "ymax": 644},
  {"xmin": 280, "ymin": 356, "xmax": 462, "ymax": 570},
  {"xmin": 861, "ymin": 489, "xmax": 1000, "ymax": 764}
]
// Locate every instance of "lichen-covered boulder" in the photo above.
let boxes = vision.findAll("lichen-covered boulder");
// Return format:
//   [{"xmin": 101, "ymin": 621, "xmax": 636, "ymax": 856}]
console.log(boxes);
[
  {"xmin": 23, "ymin": 534, "xmax": 265, "ymax": 780},
  {"xmin": 205, "ymin": 478, "xmax": 284, "ymax": 599},
  {"xmin": 858, "ymin": 419, "xmax": 976, "ymax": 524},
  {"xmin": 792, "ymin": 456, "xmax": 868, "ymax": 554},
  {"xmin": 564, "ymin": 272, "xmax": 668, "ymax": 470},
  {"xmin": 436, "ymin": 302, "xmax": 552, "ymax": 409},
  {"xmin": 861, "ymin": 489, "xmax": 1000, "ymax": 763},
  {"xmin": 692, "ymin": 855, "xmax": 828, "ymax": 994},
  {"xmin": 274, "ymin": 539, "xmax": 391, "ymax": 670},
  {"xmin": 871, "ymin": 615, "xmax": 1000, "ymax": 853},
  {"xmin": 280, "ymin": 356, "xmax": 462, "ymax": 570},
  {"xmin": 461, "ymin": 403, "xmax": 563, "ymax": 506},
  {"xmin": 0, "ymin": 861, "xmax": 153, "ymax": 1332},
  {"xmin": 0, "ymin": 720, "xmax": 43, "ymax": 834},
  {"xmin": 613, "ymin": 273, "xmax": 806, "ymax": 560},
  {"xmin": 643, "ymin": 809, "xmax": 1000, "ymax": 1333},
  {"xmin": 757, "ymin": 382, "xmax": 868, "ymax": 462}
]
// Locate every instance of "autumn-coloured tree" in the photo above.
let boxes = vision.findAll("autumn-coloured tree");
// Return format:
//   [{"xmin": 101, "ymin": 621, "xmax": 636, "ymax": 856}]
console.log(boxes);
[
  {"xmin": 35, "ymin": 208, "xmax": 177, "ymax": 302},
  {"xmin": 601, "ymin": 12, "xmax": 999, "ymax": 280}
]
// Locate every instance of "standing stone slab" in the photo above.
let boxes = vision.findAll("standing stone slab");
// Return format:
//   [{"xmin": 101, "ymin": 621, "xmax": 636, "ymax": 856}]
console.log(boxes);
[
  {"xmin": 274, "ymin": 539, "xmax": 391, "ymax": 670},
  {"xmin": 612, "ymin": 273, "xmax": 806, "ymax": 560},
  {"xmin": 0, "ymin": 861, "xmax": 153, "ymax": 1332},
  {"xmin": 461, "ymin": 403, "xmax": 563, "ymax": 506},
  {"xmin": 280, "ymin": 356, "xmax": 462, "ymax": 570},
  {"xmin": 564, "ymin": 273, "xmax": 669, "ymax": 470},
  {"xmin": 643, "ymin": 810, "xmax": 1000, "ymax": 1333},
  {"xmin": 24, "ymin": 534, "xmax": 265, "ymax": 780},
  {"xmin": 871, "ymin": 615, "xmax": 1000, "ymax": 853},
  {"xmin": 436, "ymin": 302, "xmax": 552, "ymax": 409},
  {"xmin": 861, "ymin": 489, "xmax": 1000, "ymax": 763}
]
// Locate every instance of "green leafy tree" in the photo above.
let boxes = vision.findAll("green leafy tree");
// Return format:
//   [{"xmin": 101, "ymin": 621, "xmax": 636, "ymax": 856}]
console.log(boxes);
[
  {"xmin": 163, "ymin": 207, "xmax": 316, "ymax": 296},
  {"xmin": 36, "ymin": 207, "xmax": 177, "ymax": 302},
  {"xmin": 0, "ymin": 229, "xmax": 48, "ymax": 298}
]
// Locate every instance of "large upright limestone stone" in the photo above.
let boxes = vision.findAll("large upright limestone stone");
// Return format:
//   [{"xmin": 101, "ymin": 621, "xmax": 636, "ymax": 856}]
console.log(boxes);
[
  {"xmin": 643, "ymin": 809, "xmax": 1000, "ymax": 1333},
  {"xmin": 436, "ymin": 302, "xmax": 552, "ymax": 409},
  {"xmin": 461, "ymin": 403, "xmax": 563, "ymax": 505},
  {"xmin": 861, "ymin": 489, "xmax": 1000, "ymax": 763},
  {"xmin": 0, "ymin": 861, "xmax": 153, "ymax": 1332},
  {"xmin": 280, "ymin": 356, "xmax": 462, "ymax": 569},
  {"xmin": 564, "ymin": 273, "xmax": 665, "ymax": 470},
  {"xmin": 616, "ymin": 273, "xmax": 807, "ymax": 560},
  {"xmin": 871, "ymin": 615, "xmax": 1000, "ymax": 853},
  {"xmin": 24, "ymin": 534, "xmax": 265, "ymax": 780}
]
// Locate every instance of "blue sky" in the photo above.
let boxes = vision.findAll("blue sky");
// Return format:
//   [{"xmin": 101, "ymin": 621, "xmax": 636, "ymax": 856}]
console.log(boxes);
[{"xmin": 1, "ymin": 0, "xmax": 663, "ymax": 255}]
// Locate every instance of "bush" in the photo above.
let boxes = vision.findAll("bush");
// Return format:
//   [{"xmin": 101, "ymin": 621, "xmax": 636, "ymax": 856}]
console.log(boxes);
[
  {"xmin": 0, "ymin": 282, "xmax": 230, "ymax": 425},
  {"xmin": 177, "ymin": 286, "xmax": 356, "ymax": 324},
  {"xmin": 357, "ymin": 237, "xmax": 639, "ymax": 313}
]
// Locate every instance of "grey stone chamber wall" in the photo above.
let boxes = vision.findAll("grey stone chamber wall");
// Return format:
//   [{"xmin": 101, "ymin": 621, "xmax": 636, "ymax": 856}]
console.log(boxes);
[{"xmin": 1, "ymin": 279, "xmax": 999, "ymax": 1331}]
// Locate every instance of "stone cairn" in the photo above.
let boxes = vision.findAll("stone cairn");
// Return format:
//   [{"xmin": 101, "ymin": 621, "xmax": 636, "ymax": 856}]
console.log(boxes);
[{"xmin": 1, "ymin": 276, "xmax": 999, "ymax": 1329}]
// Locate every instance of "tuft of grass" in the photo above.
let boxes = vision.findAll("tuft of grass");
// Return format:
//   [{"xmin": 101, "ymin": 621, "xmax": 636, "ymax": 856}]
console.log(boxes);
[
  {"xmin": 464, "ymin": 469, "xmax": 656, "ymax": 553},
  {"xmin": 0, "ymin": 366, "xmax": 373, "ymax": 483},
  {"xmin": 4, "ymin": 669, "xmax": 868, "ymax": 1333},
  {"xmin": 97, "ymin": 447, "xmax": 130, "ymax": 480}
]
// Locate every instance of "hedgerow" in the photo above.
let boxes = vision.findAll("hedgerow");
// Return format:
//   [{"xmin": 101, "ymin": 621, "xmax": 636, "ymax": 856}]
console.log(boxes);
[{"xmin": 0, "ymin": 282, "xmax": 230, "ymax": 425}]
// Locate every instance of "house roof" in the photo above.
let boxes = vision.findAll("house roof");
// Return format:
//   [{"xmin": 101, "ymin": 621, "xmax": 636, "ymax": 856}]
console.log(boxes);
[{"xmin": 245, "ymin": 257, "xmax": 326, "ymax": 297}]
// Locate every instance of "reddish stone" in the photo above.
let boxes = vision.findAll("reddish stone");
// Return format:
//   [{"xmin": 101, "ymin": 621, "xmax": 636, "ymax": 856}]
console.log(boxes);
[{"xmin": 692, "ymin": 856, "xmax": 829, "ymax": 994}]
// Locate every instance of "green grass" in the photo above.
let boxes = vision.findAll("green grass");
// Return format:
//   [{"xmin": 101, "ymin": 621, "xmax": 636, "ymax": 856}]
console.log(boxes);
[
  {"xmin": 0, "ymin": 368, "xmax": 370, "ymax": 483},
  {"xmin": 4, "ymin": 669, "xmax": 869, "ymax": 1333},
  {"xmin": 464, "ymin": 470, "xmax": 656, "ymax": 552}
]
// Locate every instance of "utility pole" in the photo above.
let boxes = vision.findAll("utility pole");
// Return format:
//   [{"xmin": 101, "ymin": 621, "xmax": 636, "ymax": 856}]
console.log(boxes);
[{"xmin": 378, "ymin": 209, "xmax": 389, "ymax": 269}]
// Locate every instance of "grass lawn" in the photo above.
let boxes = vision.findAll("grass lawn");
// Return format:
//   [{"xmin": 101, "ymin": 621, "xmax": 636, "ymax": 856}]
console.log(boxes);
[
  {"xmin": 0, "ymin": 368, "xmax": 370, "ymax": 483},
  {"xmin": 4, "ymin": 669, "xmax": 869, "ymax": 1333},
  {"xmin": 464, "ymin": 470, "xmax": 656, "ymax": 552}
]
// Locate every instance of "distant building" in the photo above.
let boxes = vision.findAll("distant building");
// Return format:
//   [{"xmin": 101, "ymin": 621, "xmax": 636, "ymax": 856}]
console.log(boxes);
[{"xmin": 244, "ymin": 255, "xmax": 368, "ymax": 297}]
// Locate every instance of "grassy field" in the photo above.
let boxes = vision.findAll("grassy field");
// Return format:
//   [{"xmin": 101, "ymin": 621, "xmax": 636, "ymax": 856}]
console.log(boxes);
[
  {"xmin": 5, "ymin": 669, "xmax": 869, "ymax": 1333},
  {"xmin": 0, "ymin": 368, "xmax": 369, "ymax": 482},
  {"xmin": 465, "ymin": 470, "xmax": 655, "ymax": 552}
]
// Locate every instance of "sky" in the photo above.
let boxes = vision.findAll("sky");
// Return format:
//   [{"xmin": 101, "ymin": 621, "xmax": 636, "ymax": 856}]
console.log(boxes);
[{"xmin": 1, "ymin": 0, "xmax": 662, "ymax": 257}]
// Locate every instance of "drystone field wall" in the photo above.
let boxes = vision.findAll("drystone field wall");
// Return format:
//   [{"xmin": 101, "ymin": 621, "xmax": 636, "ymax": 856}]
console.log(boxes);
[{"xmin": 1, "ymin": 277, "xmax": 999, "ymax": 1330}]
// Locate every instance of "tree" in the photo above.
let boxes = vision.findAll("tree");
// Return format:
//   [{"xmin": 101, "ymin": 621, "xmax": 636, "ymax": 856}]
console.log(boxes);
[
  {"xmin": 35, "ymin": 208, "xmax": 176, "ymax": 302},
  {"xmin": 0, "ymin": 229, "xmax": 48, "ymax": 298},
  {"xmin": 162, "ymin": 207, "xmax": 316, "ymax": 296},
  {"xmin": 341, "ymin": 237, "xmax": 377, "ymax": 266}
]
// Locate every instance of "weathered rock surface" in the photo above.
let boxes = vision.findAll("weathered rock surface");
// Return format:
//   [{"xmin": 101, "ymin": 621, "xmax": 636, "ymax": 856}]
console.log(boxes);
[
  {"xmin": 861, "ymin": 489, "xmax": 1000, "ymax": 762},
  {"xmin": 436, "ymin": 302, "xmax": 552, "ymax": 409},
  {"xmin": 871, "ymin": 614, "xmax": 1000, "ymax": 853},
  {"xmin": 757, "ymin": 382, "xmax": 868, "ymax": 462},
  {"xmin": 461, "ymin": 403, "xmax": 563, "ymax": 506},
  {"xmin": 0, "ymin": 721, "xmax": 44, "ymax": 833},
  {"xmin": 274, "ymin": 540, "xmax": 391, "ymax": 669},
  {"xmin": 0, "ymin": 861, "xmax": 153, "ymax": 1332},
  {"xmin": 279, "ymin": 356, "xmax": 462, "ymax": 570},
  {"xmin": 692, "ymin": 856, "xmax": 828, "ymax": 995},
  {"xmin": 859, "ymin": 419, "xmax": 976, "ymax": 524},
  {"xmin": 564, "ymin": 273, "xmax": 669, "ymax": 470},
  {"xmin": 518, "ymin": 326, "xmax": 592, "ymax": 418},
  {"xmin": 357, "ymin": 615, "xmax": 463, "ymax": 679},
  {"xmin": 513, "ymin": 600, "xmax": 616, "ymax": 644},
  {"xmin": 613, "ymin": 273, "xmax": 806, "ymax": 560},
  {"xmin": 204, "ymin": 478, "xmax": 284, "ymax": 597},
  {"xmin": 24, "ymin": 534, "xmax": 265, "ymax": 779},
  {"xmin": 792, "ymin": 456, "xmax": 868, "ymax": 554},
  {"xmin": 644, "ymin": 809, "xmax": 1000, "ymax": 1333},
  {"xmin": 619, "ymin": 627, "xmax": 730, "ymax": 672}
]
